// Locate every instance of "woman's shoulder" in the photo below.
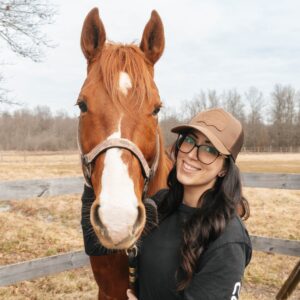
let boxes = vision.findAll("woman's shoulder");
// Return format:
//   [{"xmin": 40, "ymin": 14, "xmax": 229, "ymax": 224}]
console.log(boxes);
[
  {"xmin": 197, "ymin": 216, "xmax": 252, "ymax": 269},
  {"xmin": 209, "ymin": 215, "xmax": 252, "ymax": 252}
]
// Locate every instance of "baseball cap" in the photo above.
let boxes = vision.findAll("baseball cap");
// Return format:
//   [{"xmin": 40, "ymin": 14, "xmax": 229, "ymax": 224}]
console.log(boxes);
[{"xmin": 171, "ymin": 108, "xmax": 244, "ymax": 161}]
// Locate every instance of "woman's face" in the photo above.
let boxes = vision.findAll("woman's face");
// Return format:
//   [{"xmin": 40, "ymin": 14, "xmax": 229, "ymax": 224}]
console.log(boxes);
[{"xmin": 176, "ymin": 130, "xmax": 227, "ymax": 190}]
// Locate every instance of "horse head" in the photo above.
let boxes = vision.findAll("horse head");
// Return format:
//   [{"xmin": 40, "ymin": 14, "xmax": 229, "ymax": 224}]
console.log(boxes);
[{"xmin": 78, "ymin": 8, "xmax": 169, "ymax": 250}]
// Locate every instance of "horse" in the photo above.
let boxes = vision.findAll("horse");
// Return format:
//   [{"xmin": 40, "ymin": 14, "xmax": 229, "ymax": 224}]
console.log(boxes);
[{"xmin": 77, "ymin": 7, "xmax": 172, "ymax": 299}]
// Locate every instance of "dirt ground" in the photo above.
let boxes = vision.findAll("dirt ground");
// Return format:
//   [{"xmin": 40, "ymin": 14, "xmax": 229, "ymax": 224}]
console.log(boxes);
[{"xmin": 0, "ymin": 151, "xmax": 299, "ymax": 299}]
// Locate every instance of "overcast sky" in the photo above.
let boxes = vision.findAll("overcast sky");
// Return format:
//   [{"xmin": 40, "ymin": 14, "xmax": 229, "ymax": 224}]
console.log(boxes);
[{"xmin": 1, "ymin": 0, "xmax": 300, "ymax": 116}]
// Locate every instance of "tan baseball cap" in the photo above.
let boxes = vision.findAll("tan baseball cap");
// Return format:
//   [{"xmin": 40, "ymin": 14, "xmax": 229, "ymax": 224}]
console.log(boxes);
[{"xmin": 171, "ymin": 108, "xmax": 244, "ymax": 161}]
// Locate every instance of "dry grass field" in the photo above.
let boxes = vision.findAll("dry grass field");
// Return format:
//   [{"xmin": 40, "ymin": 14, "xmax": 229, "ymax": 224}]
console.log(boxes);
[
  {"xmin": 0, "ymin": 151, "xmax": 299, "ymax": 299},
  {"xmin": 0, "ymin": 151, "xmax": 81, "ymax": 181},
  {"xmin": 237, "ymin": 152, "xmax": 300, "ymax": 174}
]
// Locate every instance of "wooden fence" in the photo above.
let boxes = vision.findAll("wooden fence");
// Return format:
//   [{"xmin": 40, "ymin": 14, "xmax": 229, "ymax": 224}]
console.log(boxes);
[
  {"xmin": 0, "ymin": 173, "xmax": 300, "ymax": 298},
  {"xmin": 1, "ymin": 173, "xmax": 299, "ymax": 201}
]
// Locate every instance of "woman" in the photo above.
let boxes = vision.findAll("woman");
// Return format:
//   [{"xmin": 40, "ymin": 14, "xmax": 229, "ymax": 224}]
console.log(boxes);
[{"xmin": 83, "ymin": 108, "xmax": 252, "ymax": 300}]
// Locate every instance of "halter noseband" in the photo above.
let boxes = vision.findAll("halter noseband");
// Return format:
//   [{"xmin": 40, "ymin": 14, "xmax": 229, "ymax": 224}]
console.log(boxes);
[{"xmin": 78, "ymin": 133, "xmax": 160, "ymax": 197}]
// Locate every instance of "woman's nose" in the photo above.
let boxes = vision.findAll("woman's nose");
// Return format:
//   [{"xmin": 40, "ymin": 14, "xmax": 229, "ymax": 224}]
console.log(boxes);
[{"xmin": 187, "ymin": 146, "xmax": 198, "ymax": 160}]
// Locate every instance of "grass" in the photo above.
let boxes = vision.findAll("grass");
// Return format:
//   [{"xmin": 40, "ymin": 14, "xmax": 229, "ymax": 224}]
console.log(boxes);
[
  {"xmin": 0, "ymin": 151, "xmax": 81, "ymax": 181},
  {"xmin": 0, "ymin": 195, "xmax": 98, "ymax": 299},
  {"xmin": 236, "ymin": 152, "xmax": 300, "ymax": 174},
  {"xmin": 0, "ymin": 151, "xmax": 299, "ymax": 299},
  {"xmin": 0, "ymin": 151, "xmax": 299, "ymax": 181},
  {"xmin": 0, "ymin": 268, "xmax": 97, "ymax": 300},
  {"xmin": 240, "ymin": 187, "xmax": 300, "ymax": 300},
  {"xmin": 0, "ymin": 195, "xmax": 82, "ymax": 265}
]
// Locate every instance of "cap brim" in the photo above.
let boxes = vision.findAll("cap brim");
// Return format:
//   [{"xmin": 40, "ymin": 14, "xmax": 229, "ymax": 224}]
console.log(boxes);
[{"xmin": 171, "ymin": 125, "xmax": 230, "ymax": 155}]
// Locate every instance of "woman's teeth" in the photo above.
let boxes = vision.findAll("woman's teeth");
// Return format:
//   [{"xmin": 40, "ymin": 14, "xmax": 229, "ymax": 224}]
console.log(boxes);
[{"xmin": 183, "ymin": 161, "xmax": 200, "ymax": 171}]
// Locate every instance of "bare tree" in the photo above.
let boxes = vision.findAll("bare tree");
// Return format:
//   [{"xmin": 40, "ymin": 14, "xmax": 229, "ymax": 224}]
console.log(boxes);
[
  {"xmin": 244, "ymin": 87, "xmax": 269, "ymax": 150},
  {"xmin": 297, "ymin": 93, "xmax": 300, "ymax": 145},
  {"xmin": 297, "ymin": 91, "xmax": 300, "ymax": 125},
  {"xmin": 245, "ymin": 87, "xmax": 264, "ymax": 123},
  {"xmin": 0, "ymin": 73, "xmax": 22, "ymax": 105},
  {"xmin": 180, "ymin": 91, "xmax": 207, "ymax": 121},
  {"xmin": 0, "ymin": 1, "xmax": 56, "ymax": 105},
  {"xmin": 0, "ymin": 0, "xmax": 56, "ymax": 62},
  {"xmin": 221, "ymin": 89, "xmax": 245, "ymax": 123},
  {"xmin": 0, "ymin": 106, "xmax": 77, "ymax": 150},
  {"xmin": 270, "ymin": 84, "xmax": 298, "ymax": 149},
  {"xmin": 159, "ymin": 105, "xmax": 181, "ymax": 147},
  {"xmin": 0, "ymin": 74, "xmax": 8, "ymax": 104},
  {"xmin": 207, "ymin": 89, "xmax": 220, "ymax": 108}
]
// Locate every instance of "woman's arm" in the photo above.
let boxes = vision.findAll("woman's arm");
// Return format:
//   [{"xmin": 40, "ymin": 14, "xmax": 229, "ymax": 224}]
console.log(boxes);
[{"xmin": 183, "ymin": 242, "xmax": 250, "ymax": 300}]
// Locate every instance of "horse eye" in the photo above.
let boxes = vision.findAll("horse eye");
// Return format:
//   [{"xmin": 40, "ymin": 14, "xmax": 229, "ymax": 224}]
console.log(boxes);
[
  {"xmin": 78, "ymin": 101, "xmax": 88, "ymax": 113},
  {"xmin": 152, "ymin": 106, "xmax": 161, "ymax": 116}
]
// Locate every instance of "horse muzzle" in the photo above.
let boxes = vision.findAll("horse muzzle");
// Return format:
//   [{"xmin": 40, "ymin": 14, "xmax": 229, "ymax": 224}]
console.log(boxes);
[{"xmin": 91, "ymin": 200, "xmax": 146, "ymax": 249}]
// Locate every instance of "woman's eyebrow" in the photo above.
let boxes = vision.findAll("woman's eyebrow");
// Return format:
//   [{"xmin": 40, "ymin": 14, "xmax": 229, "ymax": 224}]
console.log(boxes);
[{"xmin": 204, "ymin": 139, "xmax": 213, "ymax": 145}]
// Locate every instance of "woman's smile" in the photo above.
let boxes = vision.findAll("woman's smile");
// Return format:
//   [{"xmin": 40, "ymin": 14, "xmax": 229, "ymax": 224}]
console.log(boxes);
[{"xmin": 182, "ymin": 160, "xmax": 201, "ymax": 173}]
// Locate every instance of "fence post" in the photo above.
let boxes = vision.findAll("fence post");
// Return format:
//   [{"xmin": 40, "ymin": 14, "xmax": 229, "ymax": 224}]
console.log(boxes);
[{"xmin": 276, "ymin": 260, "xmax": 300, "ymax": 300}]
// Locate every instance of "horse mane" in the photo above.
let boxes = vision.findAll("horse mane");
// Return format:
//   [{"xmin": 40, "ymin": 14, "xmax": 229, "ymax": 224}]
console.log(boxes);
[
  {"xmin": 97, "ymin": 43, "xmax": 155, "ymax": 110},
  {"xmin": 148, "ymin": 126, "xmax": 173, "ymax": 196}
]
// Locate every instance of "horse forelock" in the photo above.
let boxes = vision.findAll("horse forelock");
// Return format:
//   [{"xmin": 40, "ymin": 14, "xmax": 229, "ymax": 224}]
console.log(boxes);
[{"xmin": 97, "ymin": 43, "xmax": 156, "ymax": 110}]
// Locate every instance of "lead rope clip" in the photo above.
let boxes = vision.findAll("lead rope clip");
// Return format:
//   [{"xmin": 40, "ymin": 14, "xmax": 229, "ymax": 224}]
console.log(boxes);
[{"xmin": 126, "ymin": 245, "xmax": 138, "ymax": 292}]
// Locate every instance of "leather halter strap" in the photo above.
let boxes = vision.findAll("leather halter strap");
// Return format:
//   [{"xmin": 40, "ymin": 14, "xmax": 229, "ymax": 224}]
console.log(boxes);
[{"xmin": 78, "ymin": 132, "xmax": 160, "ymax": 192}]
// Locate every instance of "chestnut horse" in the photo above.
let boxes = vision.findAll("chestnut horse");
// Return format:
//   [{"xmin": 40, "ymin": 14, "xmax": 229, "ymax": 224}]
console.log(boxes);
[{"xmin": 77, "ymin": 8, "xmax": 171, "ymax": 300}]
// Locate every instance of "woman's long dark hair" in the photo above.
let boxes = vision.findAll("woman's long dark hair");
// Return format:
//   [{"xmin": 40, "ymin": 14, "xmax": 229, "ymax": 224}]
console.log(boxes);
[{"xmin": 158, "ymin": 137, "xmax": 250, "ymax": 291}]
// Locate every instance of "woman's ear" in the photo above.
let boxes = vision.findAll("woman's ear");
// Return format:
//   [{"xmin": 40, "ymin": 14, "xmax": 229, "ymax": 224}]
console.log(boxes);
[
  {"xmin": 218, "ymin": 160, "xmax": 228, "ymax": 177},
  {"xmin": 218, "ymin": 171, "xmax": 227, "ymax": 177}
]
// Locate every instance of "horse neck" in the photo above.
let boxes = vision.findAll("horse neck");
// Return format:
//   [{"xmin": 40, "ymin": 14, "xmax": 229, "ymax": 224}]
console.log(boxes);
[{"xmin": 147, "ymin": 127, "xmax": 173, "ymax": 196}]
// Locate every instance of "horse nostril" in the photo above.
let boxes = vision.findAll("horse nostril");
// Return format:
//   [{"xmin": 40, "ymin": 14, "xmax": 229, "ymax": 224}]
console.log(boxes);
[{"xmin": 93, "ymin": 204, "xmax": 107, "ymax": 236}]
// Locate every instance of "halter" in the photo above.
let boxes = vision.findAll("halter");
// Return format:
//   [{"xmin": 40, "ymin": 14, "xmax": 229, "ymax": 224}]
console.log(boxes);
[{"xmin": 78, "ymin": 132, "xmax": 160, "ymax": 197}]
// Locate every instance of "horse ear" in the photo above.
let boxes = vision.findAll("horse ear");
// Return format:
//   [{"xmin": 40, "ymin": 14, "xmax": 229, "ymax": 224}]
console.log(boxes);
[
  {"xmin": 140, "ymin": 10, "xmax": 165, "ymax": 65},
  {"xmin": 81, "ymin": 8, "xmax": 106, "ymax": 62}
]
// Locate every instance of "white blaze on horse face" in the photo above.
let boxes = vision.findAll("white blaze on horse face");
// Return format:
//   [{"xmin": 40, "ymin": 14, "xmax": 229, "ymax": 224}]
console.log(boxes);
[
  {"xmin": 119, "ymin": 72, "xmax": 132, "ymax": 96},
  {"xmin": 98, "ymin": 120, "xmax": 138, "ymax": 245}
]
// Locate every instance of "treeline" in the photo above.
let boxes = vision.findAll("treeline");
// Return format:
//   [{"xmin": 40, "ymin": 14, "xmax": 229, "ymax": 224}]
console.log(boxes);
[
  {"xmin": 0, "ymin": 106, "xmax": 77, "ymax": 151},
  {"xmin": 0, "ymin": 84, "xmax": 299, "ymax": 152},
  {"xmin": 161, "ymin": 85, "xmax": 300, "ymax": 152}
]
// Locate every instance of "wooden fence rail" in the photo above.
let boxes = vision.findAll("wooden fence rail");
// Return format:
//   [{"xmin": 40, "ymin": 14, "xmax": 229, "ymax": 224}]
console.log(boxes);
[
  {"xmin": 0, "ymin": 172, "xmax": 300, "ymax": 201},
  {"xmin": 0, "ymin": 251, "xmax": 89, "ymax": 287},
  {"xmin": 0, "ymin": 236, "xmax": 299, "ymax": 287}
]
